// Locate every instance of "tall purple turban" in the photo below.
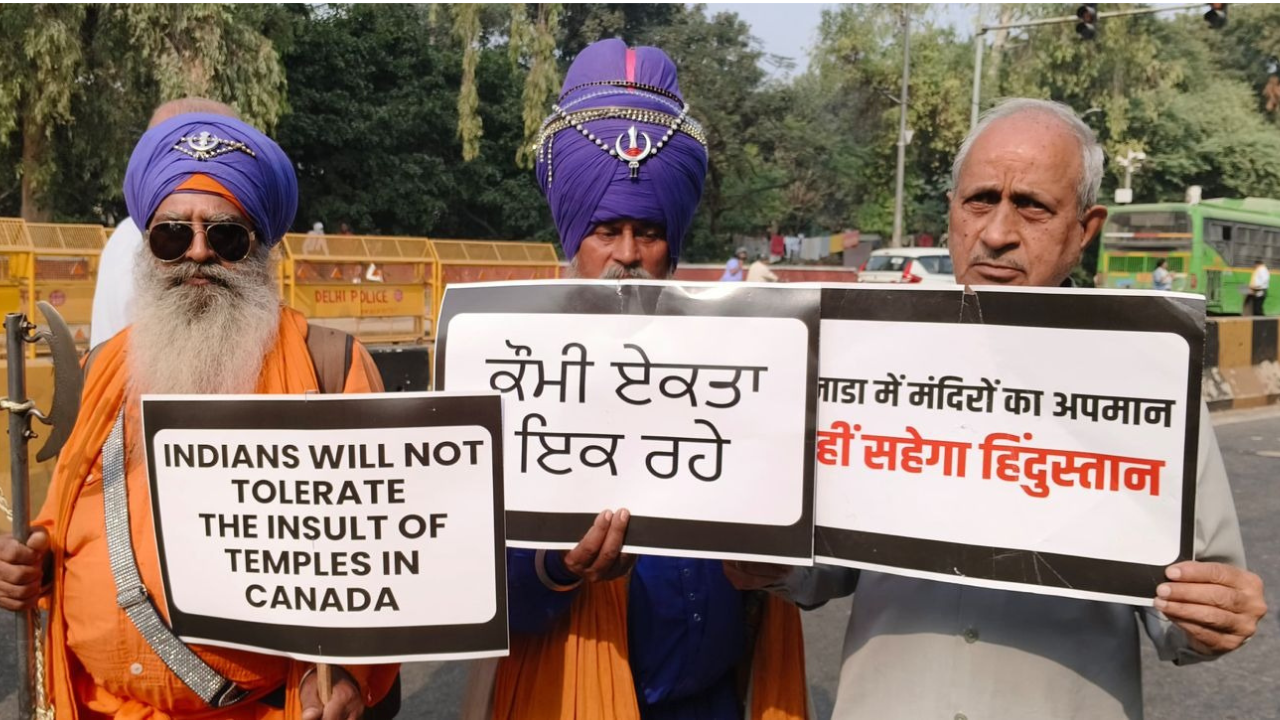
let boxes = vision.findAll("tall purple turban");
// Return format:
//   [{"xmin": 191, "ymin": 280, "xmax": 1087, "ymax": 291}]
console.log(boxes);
[
  {"xmin": 534, "ymin": 38, "xmax": 708, "ymax": 263},
  {"xmin": 124, "ymin": 113, "xmax": 297, "ymax": 247}
]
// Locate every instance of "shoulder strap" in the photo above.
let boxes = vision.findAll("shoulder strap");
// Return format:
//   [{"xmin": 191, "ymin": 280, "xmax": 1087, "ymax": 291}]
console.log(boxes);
[
  {"xmin": 306, "ymin": 323, "xmax": 355, "ymax": 394},
  {"xmin": 102, "ymin": 410, "xmax": 250, "ymax": 708}
]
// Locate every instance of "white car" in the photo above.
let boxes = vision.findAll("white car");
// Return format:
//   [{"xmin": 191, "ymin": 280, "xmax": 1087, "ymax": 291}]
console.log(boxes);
[{"xmin": 858, "ymin": 248, "xmax": 954, "ymax": 284}]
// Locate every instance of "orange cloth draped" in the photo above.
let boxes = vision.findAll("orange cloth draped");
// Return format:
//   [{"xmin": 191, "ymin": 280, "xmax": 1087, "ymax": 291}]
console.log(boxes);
[
  {"xmin": 174, "ymin": 175, "xmax": 250, "ymax": 219},
  {"xmin": 35, "ymin": 307, "xmax": 397, "ymax": 720},
  {"xmin": 491, "ymin": 577, "xmax": 809, "ymax": 720}
]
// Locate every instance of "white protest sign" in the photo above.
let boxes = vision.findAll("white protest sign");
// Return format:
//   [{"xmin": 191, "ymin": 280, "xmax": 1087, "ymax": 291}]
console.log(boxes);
[
  {"xmin": 814, "ymin": 285, "xmax": 1203, "ymax": 605},
  {"xmin": 143, "ymin": 392, "xmax": 507, "ymax": 663},
  {"xmin": 437, "ymin": 280, "xmax": 819, "ymax": 564}
]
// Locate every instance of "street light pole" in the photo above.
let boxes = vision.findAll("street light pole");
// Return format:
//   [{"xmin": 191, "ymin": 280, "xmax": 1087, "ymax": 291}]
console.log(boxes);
[
  {"xmin": 891, "ymin": 10, "xmax": 910, "ymax": 249},
  {"xmin": 970, "ymin": 29, "xmax": 986, "ymax": 131}
]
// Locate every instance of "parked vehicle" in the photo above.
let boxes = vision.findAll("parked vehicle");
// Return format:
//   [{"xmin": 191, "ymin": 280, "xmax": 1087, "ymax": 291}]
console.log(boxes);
[{"xmin": 858, "ymin": 248, "xmax": 955, "ymax": 284}]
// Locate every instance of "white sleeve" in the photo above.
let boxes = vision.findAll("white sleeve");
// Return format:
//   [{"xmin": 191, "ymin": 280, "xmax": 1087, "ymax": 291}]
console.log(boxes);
[{"xmin": 90, "ymin": 218, "xmax": 143, "ymax": 348}]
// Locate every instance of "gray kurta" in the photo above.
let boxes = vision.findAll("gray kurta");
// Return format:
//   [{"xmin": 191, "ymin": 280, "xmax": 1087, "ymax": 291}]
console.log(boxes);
[{"xmin": 778, "ymin": 406, "xmax": 1245, "ymax": 720}]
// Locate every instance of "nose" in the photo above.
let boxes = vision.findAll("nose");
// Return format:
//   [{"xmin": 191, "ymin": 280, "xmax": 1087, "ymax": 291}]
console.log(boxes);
[
  {"xmin": 183, "ymin": 223, "xmax": 217, "ymax": 263},
  {"xmin": 611, "ymin": 225, "xmax": 641, "ymax": 267},
  {"xmin": 979, "ymin": 200, "xmax": 1022, "ymax": 253}
]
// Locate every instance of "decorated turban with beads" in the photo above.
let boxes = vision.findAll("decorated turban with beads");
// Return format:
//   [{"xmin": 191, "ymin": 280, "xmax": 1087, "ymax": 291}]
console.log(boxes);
[
  {"xmin": 124, "ymin": 113, "xmax": 298, "ymax": 247},
  {"xmin": 534, "ymin": 39, "xmax": 709, "ymax": 264}
]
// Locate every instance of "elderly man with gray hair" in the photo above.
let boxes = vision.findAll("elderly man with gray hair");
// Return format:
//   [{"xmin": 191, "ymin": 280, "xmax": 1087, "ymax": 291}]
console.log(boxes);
[{"xmin": 727, "ymin": 98, "xmax": 1266, "ymax": 719}]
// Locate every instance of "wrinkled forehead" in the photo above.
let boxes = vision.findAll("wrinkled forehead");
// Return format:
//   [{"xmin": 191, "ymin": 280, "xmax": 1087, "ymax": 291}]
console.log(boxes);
[
  {"xmin": 152, "ymin": 193, "xmax": 248, "ymax": 221},
  {"xmin": 959, "ymin": 113, "xmax": 1084, "ymax": 191}
]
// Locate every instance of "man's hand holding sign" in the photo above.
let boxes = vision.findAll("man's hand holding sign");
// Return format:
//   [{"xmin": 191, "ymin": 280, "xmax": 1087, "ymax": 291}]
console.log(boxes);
[
  {"xmin": 559, "ymin": 509, "xmax": 636, "ymax": 584},
  {"xmin": 1159, "ymin": 561, "xmax": 1266, "ymax": 655}
]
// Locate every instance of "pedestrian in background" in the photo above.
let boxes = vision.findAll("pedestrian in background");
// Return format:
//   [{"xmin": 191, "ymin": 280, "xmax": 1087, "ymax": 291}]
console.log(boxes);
[
  {"xmin": 1249, "ymin": 259, "xmax": 1270, "ymax": 315},
  {"xmin": 1152, "ymin": 258, "xmax": 1173, "ymax": 291},
  {"xmin": 747, "ymin": 253, "xmax": 780, "ymax": 282},
  {"xmin": 720, "ymin": 246, "xmax": 748, "ymax": 281}
]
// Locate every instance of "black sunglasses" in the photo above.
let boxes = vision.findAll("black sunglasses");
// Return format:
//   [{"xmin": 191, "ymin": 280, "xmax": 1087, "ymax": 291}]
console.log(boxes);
[{"xmin": 146, "ymin": 220, "xmax": 256, "ymax": 263}]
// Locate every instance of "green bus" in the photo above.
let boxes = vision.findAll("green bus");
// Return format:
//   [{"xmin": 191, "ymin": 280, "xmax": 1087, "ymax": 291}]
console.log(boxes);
[{"xmin": 1097, "ymin": 197, "xmax": 1279, "ymax": 315}]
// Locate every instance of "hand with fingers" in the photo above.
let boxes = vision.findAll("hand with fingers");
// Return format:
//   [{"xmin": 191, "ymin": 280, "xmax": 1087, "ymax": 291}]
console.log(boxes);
[
  {"xmin": 559, "ymin": 509, "xmax": 636, "ymax": 583},
  {"xmin": 300, "ymin": 665, "xmax": 364, "ymax": 720},
  {"xmin": 0, "ymin": 530, "xmax": 49, "ymax": 612},
  {"xmin": 1156, "ymin": 560, "xmax": 1267, "ymax": 655}
]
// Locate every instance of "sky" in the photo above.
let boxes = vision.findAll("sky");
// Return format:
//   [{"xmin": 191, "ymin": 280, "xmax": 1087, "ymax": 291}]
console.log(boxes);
[
  {"xmin": 712, "ymin": 2, "xmax": 979, "ymax": 77},
  {"xmin": 714, "ymin": 2, "xmax": 1205, "ymax": 77}
]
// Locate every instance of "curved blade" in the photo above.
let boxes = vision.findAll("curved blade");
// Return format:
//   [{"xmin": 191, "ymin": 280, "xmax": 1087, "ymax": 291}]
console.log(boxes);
[{"xmin": 34, "ymin": 301, "xmax": 83, "ymax": 462}]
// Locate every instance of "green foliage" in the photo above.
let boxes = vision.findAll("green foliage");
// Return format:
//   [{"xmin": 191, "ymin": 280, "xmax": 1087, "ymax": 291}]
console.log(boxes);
[
  {"xmin": 274, "ymin": 4, "xmax": 549, "ymax": 239},
  {"xmin": 453, "ymin": 4, "xmax": 484, "ymax": 162},
  {"xmin": 5, "ymin": 2, "xmax": 1280, "ymax": 253},
  {"xmin": 512, "ymin": 4, "xmax": 561, "ymax": 168},
  {"xmin": 0, "ymin": 3, "xmax": 288, "ymax": 221}
]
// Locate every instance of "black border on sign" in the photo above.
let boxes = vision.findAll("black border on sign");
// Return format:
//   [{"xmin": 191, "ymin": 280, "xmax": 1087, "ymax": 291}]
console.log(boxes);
[
  {"xmin": 142, "ymin": 394, "xmax": 508, "ymax": 659},
  {"xmin": 436, "ymin": 281, "xmax": 820, "ymax": 561},
  {"xmin": 814, "ymin": 286, "xmax": 1204, "ymax": 600}
]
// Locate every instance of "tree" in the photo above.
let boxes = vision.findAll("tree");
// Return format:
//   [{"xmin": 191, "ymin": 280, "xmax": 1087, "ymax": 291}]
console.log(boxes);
[
  {"xmin": 0, "ymin": 5, "xmax": 87, "ymax": 220},
  {"xmin": 0, "ymin": 3, "xmax": 289, "ymax": 222},
  {"xmin": 643, "ymin": 6, "xmax": 769, "ymax": 260},
  {"xmin": 275, "ymin": 4, "xmax": 549, "ymax": 239},
  {"xmin": 790, "ymin": 4, "xmax": 969, "ymax": 241}
]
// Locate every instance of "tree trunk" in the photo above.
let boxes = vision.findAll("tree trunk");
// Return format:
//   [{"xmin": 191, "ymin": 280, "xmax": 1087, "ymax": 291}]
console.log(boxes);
[{"xmin": 20, "ymin": 103, "xmax": 51, "ymax": 222}]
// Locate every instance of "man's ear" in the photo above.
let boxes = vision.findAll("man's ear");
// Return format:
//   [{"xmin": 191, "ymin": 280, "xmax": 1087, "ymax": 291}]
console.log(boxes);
[{"xmin": 1080, "ymin": 204, "xmax": 1108, "ymax": 251}]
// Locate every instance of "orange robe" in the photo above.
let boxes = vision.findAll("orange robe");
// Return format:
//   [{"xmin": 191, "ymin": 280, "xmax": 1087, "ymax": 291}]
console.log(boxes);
[
  {"xmin": 491, "ymin": 571, "xmax": 810, "ymax": 720},
  {"xmin": 35, "ymin": 307, "xmax": 397, "ymax": 720}
]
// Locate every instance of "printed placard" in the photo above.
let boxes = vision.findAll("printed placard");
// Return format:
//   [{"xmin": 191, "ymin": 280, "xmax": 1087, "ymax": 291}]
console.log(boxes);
[
  {"xmin": 814, "ymin": 285, "xmax": 1204, "ymax": 605},
  {"xmin": 142, "ymin": 392, "xmax": 506, "ymax": 663},
  {"xmin": 436, "ymin": 280, "xmax": 819, "ymax": 564}
]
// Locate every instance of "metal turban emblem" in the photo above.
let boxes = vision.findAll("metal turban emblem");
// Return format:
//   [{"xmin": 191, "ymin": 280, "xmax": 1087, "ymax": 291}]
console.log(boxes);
[
  {"xmin": 173, "ymin": 131, "xmax": 257, "ymax": 161},
  {"xmin": 615, "ymin": 126, "xmax": 653, "ymax": 178}
]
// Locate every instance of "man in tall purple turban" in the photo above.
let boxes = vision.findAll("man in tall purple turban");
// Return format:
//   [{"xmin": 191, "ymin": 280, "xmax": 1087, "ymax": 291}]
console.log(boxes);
[
  {"xmin": 0, "ymin": 113, "xmax": 399, "ymax": 719},
  {"xmin": 535, "ymin": 38, "xmax": 708, "ymax": 279},
  {"xmin": 478, "ymin": 39, "xmax": 810, "ymax": 720}
]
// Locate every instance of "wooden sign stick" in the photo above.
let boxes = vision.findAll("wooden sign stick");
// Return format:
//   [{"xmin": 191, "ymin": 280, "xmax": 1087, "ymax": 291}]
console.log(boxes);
[{"xmin": 317, "ymin": 663, "xmax": 333, "ymax": 704}]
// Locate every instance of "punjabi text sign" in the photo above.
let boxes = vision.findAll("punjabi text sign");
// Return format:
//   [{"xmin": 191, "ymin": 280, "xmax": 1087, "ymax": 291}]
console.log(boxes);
[
  {"xmin": 437, "ymin": 280, "xmax": 819, "ymax": 564},
  {"xmin": 142, "ymin": 392, "xmax": 507, "ymax": 663}
]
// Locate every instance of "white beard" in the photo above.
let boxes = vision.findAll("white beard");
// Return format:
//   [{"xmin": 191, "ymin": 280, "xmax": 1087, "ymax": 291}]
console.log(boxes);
[{"xmin": 128, "ymin": 243, "xmax": 281, "ymax": 403}]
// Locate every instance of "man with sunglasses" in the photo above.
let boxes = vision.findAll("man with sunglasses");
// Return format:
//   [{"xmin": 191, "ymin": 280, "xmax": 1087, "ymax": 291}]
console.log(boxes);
[
  {"xmin": 90, "ymin": 97, "xmax": 238, "ymax": 349},
  {"xmin": 0, "ymin": 114, "xmax": 398, "ymax": 720}
]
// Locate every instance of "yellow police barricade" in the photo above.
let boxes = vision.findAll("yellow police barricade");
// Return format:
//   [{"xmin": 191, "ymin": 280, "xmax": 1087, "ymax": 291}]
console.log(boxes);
[
  {"xmin": 280, "ymin": 232, "xmax": 439, "ymax": 343},
  {"xmin": 0, "ymin": 219, "xmax": 107, "ymax": 532},
  {"xmin": 429, "ymin": 239, "xmax": 562, "ymax": 320}
]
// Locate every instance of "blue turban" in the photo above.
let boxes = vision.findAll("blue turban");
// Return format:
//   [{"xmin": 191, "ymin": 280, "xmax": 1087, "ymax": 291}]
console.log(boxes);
[
  {"xmin": 124, "ymin": 113, "xmax": 297, "ymax": 247},
  {"xmin": 534, "ymin": 39, "xmax": 708, "ymax": 264}
]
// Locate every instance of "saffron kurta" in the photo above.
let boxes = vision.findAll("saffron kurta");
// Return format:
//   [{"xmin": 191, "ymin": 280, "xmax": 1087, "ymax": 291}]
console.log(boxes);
[{"xmin": 36, "ymin": 307, "xmax": 398, "ymax": 720}]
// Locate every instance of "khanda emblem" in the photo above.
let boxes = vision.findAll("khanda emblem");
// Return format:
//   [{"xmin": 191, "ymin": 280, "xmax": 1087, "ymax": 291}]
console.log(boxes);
[
  {"xmin": 174, "ymin": 131, "xmax": 257, "ymax": 161},
  {"xmin": 615, "ymin": 126, "xmax": 653, "ymax": 179}
]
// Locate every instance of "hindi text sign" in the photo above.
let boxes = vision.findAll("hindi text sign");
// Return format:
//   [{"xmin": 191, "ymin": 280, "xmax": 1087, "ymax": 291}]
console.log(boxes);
[{"xmin": 815, "ymin": 285, "xmax": 1203, "ymax": 605}]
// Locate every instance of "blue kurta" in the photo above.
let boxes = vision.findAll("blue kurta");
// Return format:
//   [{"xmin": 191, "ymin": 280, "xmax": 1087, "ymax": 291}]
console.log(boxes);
[{"xmin": 508, "ymin": 549, "xmax": 747, "ymax": 719}]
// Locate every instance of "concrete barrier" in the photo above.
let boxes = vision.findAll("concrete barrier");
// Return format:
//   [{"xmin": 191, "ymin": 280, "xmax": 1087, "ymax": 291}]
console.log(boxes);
[{"xmin": 1204, "ymin": 316, "xmax": 1280, "ymax": 411}]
